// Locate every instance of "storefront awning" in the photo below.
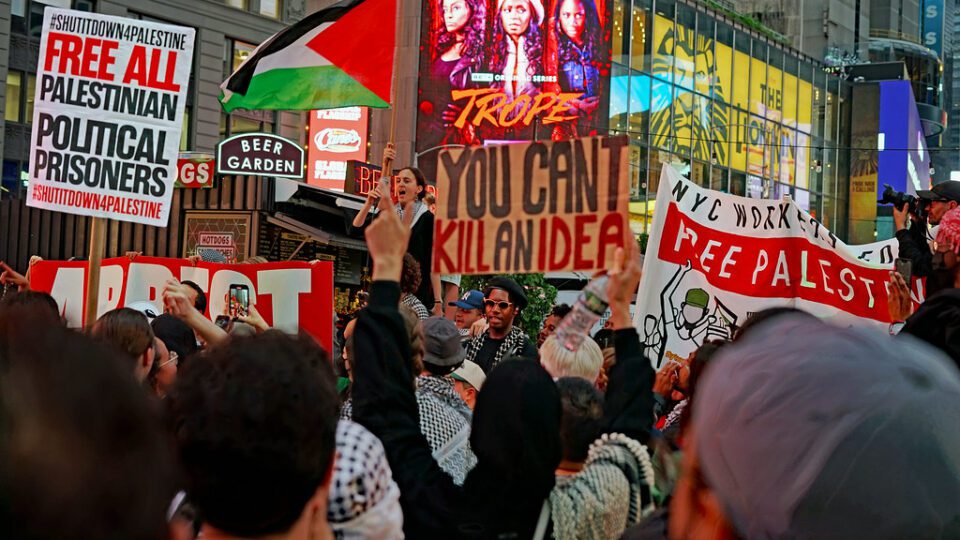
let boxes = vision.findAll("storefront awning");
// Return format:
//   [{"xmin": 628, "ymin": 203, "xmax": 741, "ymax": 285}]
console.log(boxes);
[{"xmin": 267, "ymin": 213, "xmax": 367, "ymax": 252}]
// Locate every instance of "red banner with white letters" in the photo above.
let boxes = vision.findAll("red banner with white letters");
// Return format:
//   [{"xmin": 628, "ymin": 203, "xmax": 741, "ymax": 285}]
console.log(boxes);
[{"xmin": 30, "ymin": 256, "xmax": 333, "ymax": 351}]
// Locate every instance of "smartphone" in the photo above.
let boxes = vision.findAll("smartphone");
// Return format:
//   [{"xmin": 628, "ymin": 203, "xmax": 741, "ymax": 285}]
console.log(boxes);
[
  {"xmin": 894, "ymin": 258, "xmax": 912, "ymax": 284},
  {"xmin": 215, "ymin": 315, "xmax": 231, "ymax": 330},
  {"xmin": 229, "ymin": 284, "xmax": 250, "ymax": 318}
]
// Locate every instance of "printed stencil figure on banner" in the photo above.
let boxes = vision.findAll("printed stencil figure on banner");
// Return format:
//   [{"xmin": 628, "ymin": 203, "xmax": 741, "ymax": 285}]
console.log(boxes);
[{"xmin": 646, "ymin": 260, "xmax": 739, "ymax": 367}]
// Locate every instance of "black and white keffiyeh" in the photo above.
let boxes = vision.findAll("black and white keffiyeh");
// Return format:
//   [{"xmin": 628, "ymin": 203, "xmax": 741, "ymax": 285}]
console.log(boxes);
[
  {"xmin": 340, "ymin": 377, "xmax": 477, "ymax": 486},
  {"xmin": 401, "ymin": 293, "xmax": 430, "ymax": 320},
  {"xmin": 465, "ymin": 326, "xmax": 528, "ymax": 372},
  {"xmin": 328, "ymin": 420, "xmax": 403, "ymax": 539}
]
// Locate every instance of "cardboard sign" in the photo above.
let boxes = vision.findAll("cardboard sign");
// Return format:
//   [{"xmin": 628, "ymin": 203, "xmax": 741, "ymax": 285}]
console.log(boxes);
[
  {"xmin": 634, "ymin": 166, "xmax": 922, "ymax": 368},
  {"xmin": 307, "ymin": 107, "xmax": 368, "ymax": 189},
  {"xmin": 176, "ymin": 153, "xmax": 214, "ymax": 188},
  {"xmin": 217, "ymin": 133, "xmax": 304, "ymax": 179},
  {"xmin": 30, "ymin": 256, "xmax": 334, "ymax": 351},
  {"xmin": 433, "ymin": 136, "xmax": 630, "ymax": 275},
  {"xmin": 26, "ymin": 8, "xmax": 195, "ymax": 226}
]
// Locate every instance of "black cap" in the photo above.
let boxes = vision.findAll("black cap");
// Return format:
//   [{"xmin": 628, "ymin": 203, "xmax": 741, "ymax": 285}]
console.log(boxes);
[
  {"xmin": 486, "ymin": 276, "xmax": 528, "ymax": 310},
  {"xmin": 917, "ymin": 181, "xmax": 960, "ymax": 203}
]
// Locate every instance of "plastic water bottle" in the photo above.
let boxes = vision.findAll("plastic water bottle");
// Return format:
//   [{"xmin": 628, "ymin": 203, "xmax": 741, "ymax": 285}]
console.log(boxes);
[{"xmin": 555, "ymin": 275, "xmax": 609, "ymax": 351}]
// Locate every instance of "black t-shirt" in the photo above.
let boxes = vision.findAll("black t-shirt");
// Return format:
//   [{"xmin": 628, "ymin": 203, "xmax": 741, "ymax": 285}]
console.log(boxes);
[{"xmin": 474, "ymin": 333, "xmax": 538, "ymax": 374}]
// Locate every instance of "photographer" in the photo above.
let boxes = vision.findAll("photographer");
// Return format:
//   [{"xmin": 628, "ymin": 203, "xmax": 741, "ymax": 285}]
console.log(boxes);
[{"xmin": 893, "ymin": 181, "xmax": 960, "ymax": 280}]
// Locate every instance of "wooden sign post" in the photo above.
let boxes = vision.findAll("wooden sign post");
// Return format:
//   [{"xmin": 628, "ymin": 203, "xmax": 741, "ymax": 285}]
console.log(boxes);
[{"xmin": 83, "ymin": 217, "xmax": 107, "ymax": 328}]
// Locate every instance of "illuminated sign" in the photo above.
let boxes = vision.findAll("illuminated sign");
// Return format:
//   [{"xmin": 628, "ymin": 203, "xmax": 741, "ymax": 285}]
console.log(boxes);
[
  {"xmin": 307, "ymin": 107, "xmax": 369, "ymax": 189},
  {"xmin": 414, "ymin": 0, "xmax": 614, "ymax": 177},
  {"xmin": 175, "ymin": 152, "xmax": 214, "ymax": 189}
]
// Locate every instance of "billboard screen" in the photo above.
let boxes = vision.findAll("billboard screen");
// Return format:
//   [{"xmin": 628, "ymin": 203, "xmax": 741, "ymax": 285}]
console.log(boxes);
[
  {"xmin": 878, "ymin": 80, "xmax": 930, "ymax": 195},
  {"xmin": 307, "ymin": 107, "xmax": 369, "ymax": 190},
  {"xmin": 415, "ymin": 0, "xmax": 613, "ymax": 177}
]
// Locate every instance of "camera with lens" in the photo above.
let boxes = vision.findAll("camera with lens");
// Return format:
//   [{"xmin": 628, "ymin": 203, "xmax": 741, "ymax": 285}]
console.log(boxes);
[{"xmin": 879, "ymin": 184, "xmax": 927, "ymax": 219}]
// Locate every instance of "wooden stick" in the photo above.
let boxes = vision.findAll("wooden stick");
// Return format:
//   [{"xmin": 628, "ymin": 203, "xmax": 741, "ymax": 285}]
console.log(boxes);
[{"xmin": 84, "ymin": 217, "xmax": 107, "ymax": 328}]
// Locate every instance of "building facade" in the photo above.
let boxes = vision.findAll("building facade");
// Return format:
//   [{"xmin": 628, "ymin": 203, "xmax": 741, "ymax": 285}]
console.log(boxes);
[{"xmin": 0, "ymin": 0, "xmax": 314, "ymax": 270}]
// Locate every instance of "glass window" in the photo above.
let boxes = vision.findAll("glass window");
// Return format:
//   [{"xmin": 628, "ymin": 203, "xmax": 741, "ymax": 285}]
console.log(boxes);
[
  {"xmin": 12, "ymin": 0, "xmax": 26, "ymax": 34},
  {"xmin": 691, "ymin": 160, "xmax": 708, "ymax": 187},
  {"xmin": 730, "ymin": 170, "xmax": 746, "ymax": 197},
  {"xmin": 651, "ymin": 13, "xmax": 674, "ymax": 83},
  {"xmin": 630, "ymin": 2, "xmax": 648, "ymax": 72},
  {"xmin": 232, "ymin": 41, "xmax": 256, "ymax": 73},
  {"xmin": 231, "ymin": 115, "xmax": 261, "ymax": 134},
  {"xmin": 609, "ymin": 63, "xmax": 629, "ymax": 132},
  {"xmin": 673, "ymin": 89, "xmax": 693, "ymax": 159},
  {"xmin": 225, "ymin": 0, "xmax": 248, "ymax": 8},
  {"xmin": 611, "ymin": 0, "xmax": 627, "ymax": 66},
  {"xmin": 629, "ymin": 144, "xmax": 647, "ymax": 200},
  {"xmin": 25, "ymin": 74, "xmax": 36, "ymax": 122},
  {"xmin": 180, "ymin": 108, "xmax": 191, "ymax": 151},
  {"xmin": 650, "ymin": 79, "xmax": 673, "ymax": 151},
  {"xmin": 628, "ymin": 72, "xmax": 650, "ymax": 139},
  {"xmin": 29, "ymin": 0, "xmax": 46, "ymax": 38},
  {"xmin": 5, "ymin": 72, "xmax": 21, "ymax": 123},
  {"xmin": 710, "ymin": 164, "xmax": 727, "ymax": 192},
  {"xmin": 259, "ymin": 0, "xmax": 280, "ymax": 18}
]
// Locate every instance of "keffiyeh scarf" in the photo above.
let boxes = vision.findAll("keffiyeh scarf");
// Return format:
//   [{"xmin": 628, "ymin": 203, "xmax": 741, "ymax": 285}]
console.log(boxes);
[
  {"xmin": 549, "ymin": 433, "xmax": 656, "ymax": 540},
  {"xmin": 465, "ymin": 326, "xmax": 528, "ymax": 371}
]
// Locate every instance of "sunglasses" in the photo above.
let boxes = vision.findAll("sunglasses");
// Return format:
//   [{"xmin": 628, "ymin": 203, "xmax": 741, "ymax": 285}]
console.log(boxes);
[
  {"xmin": 483, "ymin": 299, "xmax": 513, "ymax": 310},
  {"xmin": 158, "ymin": 351, "xmax": 179, "ymax": 369}
]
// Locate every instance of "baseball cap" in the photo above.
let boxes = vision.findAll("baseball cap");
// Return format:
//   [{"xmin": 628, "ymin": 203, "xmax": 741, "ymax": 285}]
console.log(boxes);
[
  {"xmin": 451, "ymin": 360, "xmax": 486, "ymax": 390},
  {"xmin": 421, "ymin": 317, "xmax": 467, "ymax": 369},
  {"xmin": 692, "ymin": 315, "xmax": 960, "ymax": 539},
  {"xmin": 917, "ymin": 180, "xmax": 960, "ymax": 203},
  {"xmin": 449, "ymin": 290, "xmax": 484, "ymax": 310}
]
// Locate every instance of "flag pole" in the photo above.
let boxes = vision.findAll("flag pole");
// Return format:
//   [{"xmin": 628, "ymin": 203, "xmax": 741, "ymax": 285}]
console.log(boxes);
[
  {"xmin": 383, "ymin": 0, "xmax": 401, "ymax": 168},
  {"xmin": 83, "ymin": 216, "xmax": 107, "ymax": 328}
]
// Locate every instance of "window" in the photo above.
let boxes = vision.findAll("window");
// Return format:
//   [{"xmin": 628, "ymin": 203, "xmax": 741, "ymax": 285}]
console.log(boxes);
[
  {"xmin": 13, "ymin": 0, "xmax": 94, "ymax": 37},
  {"xmin": 259, "ymin": 0, "xmax": 280, "ymax": 18},
  {"xmin": 221, "ymin": 39, "xmax": 276, "ymax": 138},
  {"xmin": 224, "ymin": 0, "xmax": 282, "ymax": 20},
  {"xmin": 6, "ymin": 72, "xmax": 22, "ymax": 123},
  {"xmin": 25, "ymin": 74, "xmax": 36, "ymax": 122}
]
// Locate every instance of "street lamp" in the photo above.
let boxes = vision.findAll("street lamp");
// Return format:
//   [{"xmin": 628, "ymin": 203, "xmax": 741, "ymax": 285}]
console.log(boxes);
[{"xmin": 413, "ymin": 144, "xmax": 466, "ymax": 166}]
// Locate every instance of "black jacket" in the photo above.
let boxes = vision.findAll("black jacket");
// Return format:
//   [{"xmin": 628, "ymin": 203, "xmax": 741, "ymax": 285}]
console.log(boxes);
[
  {"xmin": 896, "ymin": 221, "xmax": 933, "ymax": 278},
  {"xmin": 352, "ymin": 281, "xmax": 656, "ymax": 538}
]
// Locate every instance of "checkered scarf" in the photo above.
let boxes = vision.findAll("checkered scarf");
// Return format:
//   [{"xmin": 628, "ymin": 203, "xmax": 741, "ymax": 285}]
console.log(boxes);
[
  {"xmin": 328, "ymin": 420, "xmax": 403, "ymax": 539},
  {"xmin": 465, "ymin": 326, "xmax": 528, "ymax": 371}
]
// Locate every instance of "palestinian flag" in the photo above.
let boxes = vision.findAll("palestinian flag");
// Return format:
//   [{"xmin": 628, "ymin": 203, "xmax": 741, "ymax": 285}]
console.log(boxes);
[{"xmin": 220, "ymin": 0, "xmax": 395, "ymax": 112}]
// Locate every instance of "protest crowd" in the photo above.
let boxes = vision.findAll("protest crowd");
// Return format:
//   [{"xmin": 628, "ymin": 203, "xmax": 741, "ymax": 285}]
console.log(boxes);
[{"xmin": 3, "ymin": 157, "xmax": 960, "ymax": 540}]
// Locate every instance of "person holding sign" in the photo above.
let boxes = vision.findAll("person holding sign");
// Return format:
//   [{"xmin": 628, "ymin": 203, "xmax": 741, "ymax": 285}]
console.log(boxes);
[{"xmin": 352, "ymin": 144, "xmax": 442, "ymax": 313}]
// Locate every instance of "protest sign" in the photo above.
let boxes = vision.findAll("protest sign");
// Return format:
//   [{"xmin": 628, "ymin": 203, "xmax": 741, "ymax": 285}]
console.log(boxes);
[
  {"xmin": 635, "ymin": 166, "xmax": 921, "ymax": 368},
  {"xmin": 27, "ymin": 8, "xmax": 195, "ymax": 227},
  {"xmin": 30, "ymin": 257, "xmax": 334, "ymax": 350},
  {"xmin": 433, "ymin": 136, "xmax": 630, "ymax": 275}
]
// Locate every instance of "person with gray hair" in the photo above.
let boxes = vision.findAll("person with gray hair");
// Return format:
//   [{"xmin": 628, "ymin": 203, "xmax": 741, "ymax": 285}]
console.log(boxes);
[
  {"xmin": 670, "ymin": 314, "xmax": 960, "ymax": 539},
  {"xmin": 540, "ymin": 334, "xmax": 604, "ymax": 384}
]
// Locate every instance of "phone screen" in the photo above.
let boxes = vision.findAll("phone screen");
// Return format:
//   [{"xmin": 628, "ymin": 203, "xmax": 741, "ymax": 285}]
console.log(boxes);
[
  {"xmin": 229, "ymin": 285, "xmax": 249, "ymax": 318},
  {"xmin": 895, "ymin": 258, "xmax": 912, "ymax": 285}
]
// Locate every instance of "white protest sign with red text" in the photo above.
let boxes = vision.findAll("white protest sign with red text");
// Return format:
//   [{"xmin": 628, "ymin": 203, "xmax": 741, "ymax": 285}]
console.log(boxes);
[
  {"xmin": 27, "ymin": 8, "xmax": 195, "ymax": 226},
  {"xmin": 433, "ymin": 136, "xmax": 631, "ymax": 275},
  {"xmin": 30, "ymin": 257, "xmax": 334, "ymax": 351},
  {"xmin": 635, "ymin": 166, "xmax": 919, "ymax": 368}
]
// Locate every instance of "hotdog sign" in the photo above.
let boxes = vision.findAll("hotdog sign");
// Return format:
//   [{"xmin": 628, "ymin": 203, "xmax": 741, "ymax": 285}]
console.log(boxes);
[{"xmin": 30, "ymin": 256, "xmax": 334, "ymax": 350}]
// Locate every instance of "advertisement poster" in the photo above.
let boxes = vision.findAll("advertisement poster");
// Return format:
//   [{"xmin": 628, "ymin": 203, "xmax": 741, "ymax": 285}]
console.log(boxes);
[
  {"xmin": 30, "ymin": 256, "xmax": 334, "ymax": 350},
  {"xmin": 27, "ymin": 8, "xmax": 195, "ymax": 226},
  {"xmin": 307, "ymin": 107, "xmax": 369, "ymax": 189},
  {"xmin": 635, "ymin": 166, "xmax": 918, "ymax": 369},
  {"xmin": 433, "ymin": 135, "xmax": 629, "ymax": 275},
  {"xmin": 182, "ymin": 211, "xmax": 252, "ymax": 263},
  {"xmin": 415, "ymin": 0, "xmax": 613, "ymax": 178}
]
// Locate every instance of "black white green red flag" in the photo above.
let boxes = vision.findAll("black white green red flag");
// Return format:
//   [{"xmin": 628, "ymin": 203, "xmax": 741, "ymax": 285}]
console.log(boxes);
[{"xmin": 220, "ymin": 0, "xmax": 395, "ymax": 112}]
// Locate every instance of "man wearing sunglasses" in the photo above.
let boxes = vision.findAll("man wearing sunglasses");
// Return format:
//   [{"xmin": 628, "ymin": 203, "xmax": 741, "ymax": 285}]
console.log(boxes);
[{"xmin": 464, "ymin": 276, "xmax": 538, "ymax": 374}]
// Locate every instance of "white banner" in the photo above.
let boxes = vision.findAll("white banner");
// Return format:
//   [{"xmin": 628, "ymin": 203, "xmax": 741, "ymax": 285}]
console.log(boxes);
[
  {"xmin": 27, "ymin": 8, "xmax": 195, "ymax": 226},
  {"xmin": 635, "ymin": 166, "xmax": 924, "ymax": 368}
]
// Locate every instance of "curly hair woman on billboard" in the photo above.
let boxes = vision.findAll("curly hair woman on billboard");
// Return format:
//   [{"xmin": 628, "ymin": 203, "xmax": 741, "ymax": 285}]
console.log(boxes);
[
  {"xmin": 422, "ymin": 0, "xmax": 487, "ymax": 147},
  {"xmin": 489, "ymin": 0, "xmax": 545, "ymax": 100},
  {"xmin": 553, "ymin": 0, "xmax": 602, "ymax": 137}
]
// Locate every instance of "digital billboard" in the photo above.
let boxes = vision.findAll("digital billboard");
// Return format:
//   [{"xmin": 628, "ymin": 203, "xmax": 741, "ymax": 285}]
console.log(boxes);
[
  {"xmin": 647, "ymin": 15, "xmax": 813, "ymax": 189},
  {"xmin": 415, "ymin": 0, "xmax": 614, "ymax": 177},
  {"xmin": 307, "ymin": 107, "xmax": 369, "ymax": 190},
  {"xmin": 877, "ymin": 80, "xmax": 930, "ymax": 195}
]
